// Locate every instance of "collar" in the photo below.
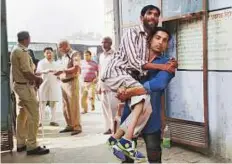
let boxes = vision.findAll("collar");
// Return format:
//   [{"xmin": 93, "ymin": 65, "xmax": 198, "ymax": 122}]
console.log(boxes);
[
  {"xmin": 65, "ymin": 49, "xmax": 73, "ymax": 58},
  {"xmin": 84, "ymin": 60, "xmax": 92, "ymax": 63},
  {"xmin": 18, "ymin": 43, "xmax": 28, "ymax": 51},
  {"xmin": 148, "ymin": 54, "xmax": 162, "ymax": 62},
  {"xmin": 44, "ymin": 58, "xmax": 52, "ymax": 63},
  {"xmin": 104, "ymin": 49, "xmax": 114, "ymax": 55},
  {"xmin": 138, "ymin": 24, "xmax": 146, "ymax": 36}
]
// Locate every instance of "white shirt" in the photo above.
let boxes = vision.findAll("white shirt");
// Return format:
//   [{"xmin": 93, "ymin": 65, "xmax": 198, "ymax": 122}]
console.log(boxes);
[
  {"xmin": 36, "ymin": 58, "xmax": 61, "ymax": 101},
  {"xmin": 99, "ymin": 49, "xmax": 114, "ymax": 91},
  {"xmin": 60, "ymin": 50, "xmax": 77, "ymax": 69},
  {"xmin": 99, "ymin": 49, "xmax": 114, "ymax": 77}
]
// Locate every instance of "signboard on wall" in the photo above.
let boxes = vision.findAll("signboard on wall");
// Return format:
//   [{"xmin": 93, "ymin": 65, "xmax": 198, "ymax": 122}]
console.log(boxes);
[
  {"xmin": 208, "ymin": 8, "xmax": 232, "ymax": 70},
  {"xmin": 172, "ymin": 8, "xmax": 232, "ymax": 71},
  {"xmin": 177, "ymin": 18, "xmax": 203, "ymax": 70},
  {"xmin": 120, "ymin": 0, "xmax": 160, "ymax": 28}
]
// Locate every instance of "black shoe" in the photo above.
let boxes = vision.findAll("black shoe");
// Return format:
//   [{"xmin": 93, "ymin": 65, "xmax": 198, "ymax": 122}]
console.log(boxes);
[
  {"xmin": 27, "ymin": 146, "xmax": 50, "ymax": 155},
  {"xmin": 103, "ymin": 129, "xmax": 112, "ymax": 135},
  {"xmin": 50, "ymin": 122, "xmax": 59, "ymax": 126},
  {"xmin": 91, "ymin": 105, "xmax": 95, "ymax": 111},
  {"xmin": 17, "ymin": 145, "xmax": 26, "ymax": 152},
  {"xmin": 59, "ymin": 127, "xmax": 73, "ymax": 133},
  {"xmin": 71, "ymin": 130, "xmax": 82, "ymax": 136}
]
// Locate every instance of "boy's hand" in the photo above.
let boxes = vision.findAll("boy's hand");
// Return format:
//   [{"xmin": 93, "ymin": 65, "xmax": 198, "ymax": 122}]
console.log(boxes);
[{"xmin": 163, "ymin": 59, "xmax": 178, "ymax": 73}]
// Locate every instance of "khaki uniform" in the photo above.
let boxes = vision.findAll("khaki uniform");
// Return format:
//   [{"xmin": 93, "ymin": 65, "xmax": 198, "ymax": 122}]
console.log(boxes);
[
  {"xmin": 10, "ymin": 43, "xmax": 39, "ymax": 150},
  {"xmin": 60, "ymin": 50, "xmax": 82, "ymax": 131}
]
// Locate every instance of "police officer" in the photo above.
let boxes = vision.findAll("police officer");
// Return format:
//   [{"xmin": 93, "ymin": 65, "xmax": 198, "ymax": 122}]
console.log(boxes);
[
  {"xmin": 10, "ymin": 31, "xmax": 50, "ymax": 155},
  {"xmin": 55, "ymin": 40, "xmax": 82, "ymax": 136}
]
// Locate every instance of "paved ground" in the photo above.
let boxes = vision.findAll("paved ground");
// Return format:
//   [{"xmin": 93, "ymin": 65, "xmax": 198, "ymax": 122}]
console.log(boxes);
[{"xmin": 1, "ymin": 100, "xmax": 221, "ymax": 163}]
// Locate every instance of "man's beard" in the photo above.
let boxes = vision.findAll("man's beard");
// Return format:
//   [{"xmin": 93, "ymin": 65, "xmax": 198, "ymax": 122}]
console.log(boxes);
[{"xmin": 143, "ymin": 21, "xmax": 157, "ymax": 32}]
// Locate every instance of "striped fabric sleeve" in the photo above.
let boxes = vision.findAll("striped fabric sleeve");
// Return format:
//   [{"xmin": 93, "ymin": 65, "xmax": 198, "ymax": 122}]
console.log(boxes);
[{"xmin": 122, "ymin": 28, "xmax": 147, "ymax": 73}]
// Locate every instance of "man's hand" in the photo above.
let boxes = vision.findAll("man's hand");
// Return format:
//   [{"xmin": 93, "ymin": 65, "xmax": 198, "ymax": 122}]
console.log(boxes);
[
  {"xmin": 92, "ymin": 78, "xmax": 98, "ymax": 84},
  {"xmin": 163, "ymin": 59, "xmax": 178, "ymax": 73},
  {"xmin": 169, "ymin": 58, "xmax": 178, "ymax": 67},
  {"xmin": 48, "ymin": 69, "xmax": 55, "ymax": 73},
  {"xmin": 96, "ymin": 84, "xmax": 102, "ymax": 94},
  {"xmin": 96, "ymin": 88, "xmax": 101, "ymax": 94},
  {"xmin": 54, "ymin": 70, "xmax": 63, "ymax": 76},
  {"xmin": 35, "ymin": 77, "xmax": 43, "ymax": 88}
]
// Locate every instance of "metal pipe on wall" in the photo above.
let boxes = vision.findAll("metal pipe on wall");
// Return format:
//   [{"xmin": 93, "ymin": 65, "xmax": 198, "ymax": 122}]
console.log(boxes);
[
  {"xmin": 1, "ymin": 0, "xmax": 14, "ymax": 151},
  {"xmin": 202, "ymin": 0, "xmax": 209, "ymax": 148},
  {"xmin": 113, "ymin": 0, "xmax": 121, "ymax": 49}
]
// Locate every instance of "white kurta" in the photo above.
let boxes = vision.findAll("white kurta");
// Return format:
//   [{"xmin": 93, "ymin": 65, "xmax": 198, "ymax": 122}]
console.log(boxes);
[
  {"xmin": 36, "ymin": 58, "xmax": 61, "ymax": 101},
  {"xmin": 99, "ymin": 49, "xmax": 120, "ymax": 131},
  {"xmin": 99, "ymin": 49, "xmax": 114, "ymax": 92}
]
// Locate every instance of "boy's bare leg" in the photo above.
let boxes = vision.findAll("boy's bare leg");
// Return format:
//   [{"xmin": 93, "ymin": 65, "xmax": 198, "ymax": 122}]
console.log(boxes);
[
  {"xmin": 111, "ymin": 101, "xmax": 145, "ymax": 140},
  {"xmin": 112, "ymin": 101, "xmax": 147, "ymax": 163},
  {"xmin": 113, "ymin": 86, "xmax": 146, "ymax": 140},
  {"xmin": 123, "ymin": 101, "xmax": 144, "ymax": 140},
  {"xmin": 113, "ymin": 128, "xmax": 125, "ymax": 139},
  {"xmin": 113, "ymin": 86, "xmax": 147, "ymax": 140}
]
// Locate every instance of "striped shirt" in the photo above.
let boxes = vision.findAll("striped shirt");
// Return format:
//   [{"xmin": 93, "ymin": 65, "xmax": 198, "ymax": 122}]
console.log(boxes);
[
  {"xmin": 80, "ymin": 60, "xmax": 98, "ymax": 82},
  {"xmin": 102, "ymin": 24, "xmax": 148, "ymax": 80}
]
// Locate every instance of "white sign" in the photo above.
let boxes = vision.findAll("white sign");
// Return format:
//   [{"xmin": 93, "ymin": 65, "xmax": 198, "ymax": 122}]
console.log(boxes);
[
  {"xmin": 177, "ymin": 18, "xmax": 203, "ymax": 69},
  {"xmin": 176, "ymin": 8, "xmax": 232, "ymax": 71},
  {"xmin": 208, "ymin": 8, "xmax": 232, "ymax": 70}
]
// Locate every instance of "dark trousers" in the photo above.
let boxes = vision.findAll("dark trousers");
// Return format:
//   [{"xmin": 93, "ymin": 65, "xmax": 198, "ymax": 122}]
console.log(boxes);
[{"xmin": 123, "ymin": 130, "xmax": 162, "ymax": 163}]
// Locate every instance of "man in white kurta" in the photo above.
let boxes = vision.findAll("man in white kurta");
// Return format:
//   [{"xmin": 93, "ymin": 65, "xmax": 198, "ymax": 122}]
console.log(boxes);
[
  {"xmin": 97, "ymin": 37, "xmax": 120, "ymax": 134},
  {"xmin": 36, "ymin": 47, "xmax": 61, "ymax": 126}
]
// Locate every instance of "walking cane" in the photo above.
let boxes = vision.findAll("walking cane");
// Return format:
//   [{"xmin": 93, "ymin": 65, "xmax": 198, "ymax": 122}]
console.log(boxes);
[
  {"xmin": 36, "ymin": 70, "xmax": 50, "ymax": 148},
  {"xmin": 37, "ymin": 90, "xmax": 46, "ymax": 148}
]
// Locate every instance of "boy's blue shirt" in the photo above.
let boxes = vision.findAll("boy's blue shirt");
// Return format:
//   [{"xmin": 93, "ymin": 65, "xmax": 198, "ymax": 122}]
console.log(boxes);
[{"xmin": 121, "ymin": 55, "xmax": 175, "ymax": 134}]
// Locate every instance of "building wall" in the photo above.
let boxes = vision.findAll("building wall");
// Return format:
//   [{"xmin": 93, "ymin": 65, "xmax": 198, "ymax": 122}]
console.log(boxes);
[
  {"xmin": 164, "ymin": 8, "xmax": 232, "ymax": 160},
  {"xmin": 208, "ymin": 72, "xmax": 232, "ymax": 159}
]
